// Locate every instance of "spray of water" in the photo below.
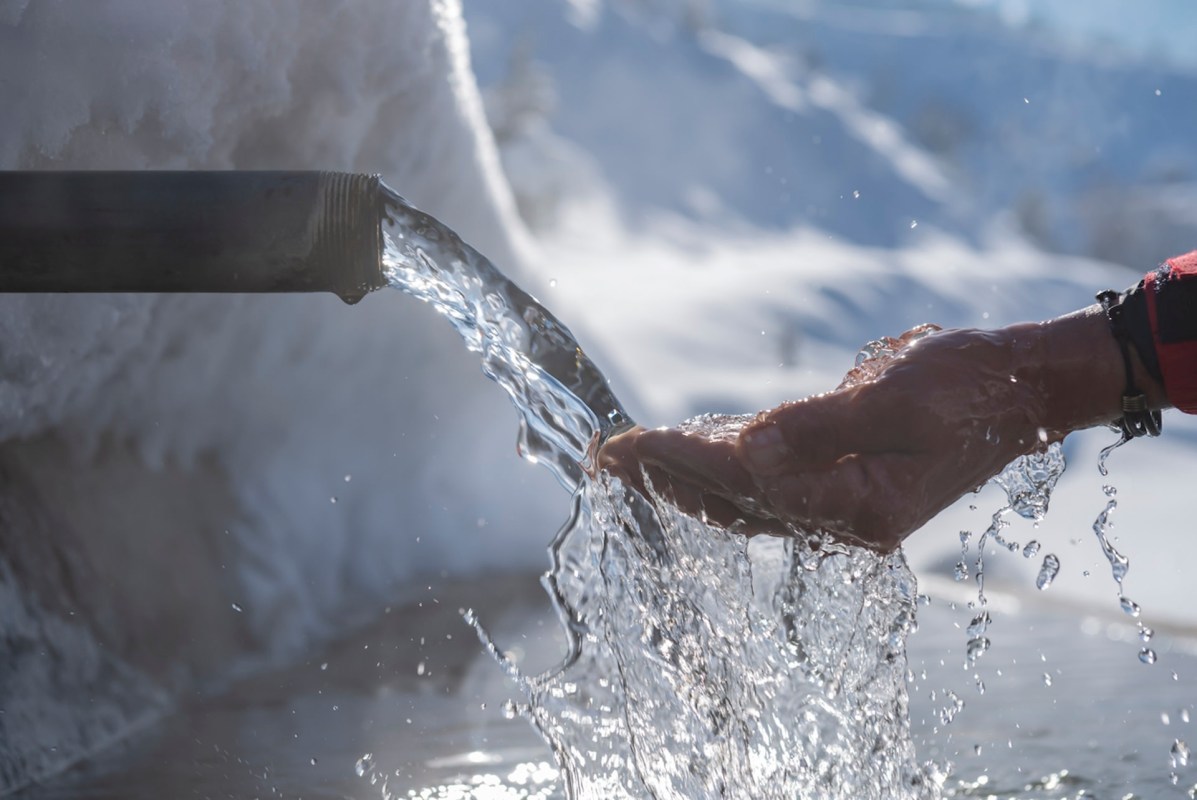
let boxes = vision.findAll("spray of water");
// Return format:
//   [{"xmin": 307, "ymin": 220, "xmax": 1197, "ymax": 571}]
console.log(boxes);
[{"xmin": 378, "ymin": 185, "xmax": 943, "ymax": 798}]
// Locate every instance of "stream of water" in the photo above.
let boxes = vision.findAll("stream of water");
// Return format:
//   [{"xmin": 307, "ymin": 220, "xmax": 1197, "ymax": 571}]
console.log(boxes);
[{"xmin": 374, "ymin": 186, "xmax": 1095, "ymax": 799}]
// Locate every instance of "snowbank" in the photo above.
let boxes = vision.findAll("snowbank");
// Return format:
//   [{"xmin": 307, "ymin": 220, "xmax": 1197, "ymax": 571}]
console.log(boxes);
[{"xmin": 0, "ymin": 0, "xmax": 561, "ymax": 791}]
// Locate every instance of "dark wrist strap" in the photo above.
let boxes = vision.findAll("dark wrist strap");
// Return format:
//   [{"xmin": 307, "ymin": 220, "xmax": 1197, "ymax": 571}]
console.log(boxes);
[{"xmin": 1097, "ymin": 290, "xmax": 1162, "ymax": 439}]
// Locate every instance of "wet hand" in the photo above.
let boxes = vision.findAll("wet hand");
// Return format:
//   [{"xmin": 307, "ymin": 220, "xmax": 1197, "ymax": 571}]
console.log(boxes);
[{"xmin": 599, "ymin": 317, "xmax": 1132, "ymax": 552}]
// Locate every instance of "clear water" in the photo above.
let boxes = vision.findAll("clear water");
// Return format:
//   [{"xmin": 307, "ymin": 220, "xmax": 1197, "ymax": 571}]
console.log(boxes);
[
  {"xmin": 379, "ymin": 188, "xmax": 629, "ymax": 491},
  {"xmin": 377, "ymin": 186, "xmax": 1085, "ymax": 799},
  {"xmin": 381, "ymin": 187, "xmax": 942, "ymax": 797}
]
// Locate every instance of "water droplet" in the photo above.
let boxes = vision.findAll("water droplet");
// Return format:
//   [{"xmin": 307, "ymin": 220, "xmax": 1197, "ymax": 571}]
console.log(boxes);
[
  {"xmin": 320, "ymin": 662, "xmax": 328, "ymax": 671},
  {"xmin": 938, "ymin": 690, "xmax": 964, "ymax": 724},
  {"xmin": 501, "ymin": 699, "xmax": 518, "ymax": 720},
  {"xmin": 1043, "ymin": 672, "xmax": 1052, "ymax": 687},
  {"xmin": 310, "ymin": 757, "xmax": 318, "ymax": 766},
  {"xmin": 954, "ymin": 561, "xmax": 969, "ymax": 581},
  {"xmin": 1036, "ymin": 554, "xmax": 1060, "ymax": 590},
  {"xmin": 1156, "ymin": 88, "xmax": 1163, "ymax": 96},
  {"xmin": 230, "ymin": 602, "xmax": 243, "ymax": 613},
  {"xmin": 1140, "ymin": 648, "xmax": 1158, "ymax": 665},
  {"xmin": 1140, "ymin": 626, "xmax": 1155, "ymax": 642},
  {"xmin": 344, "ymin": 474, "xmax": 352, "ymax": 482},
  {"xmin": 910, "ymin": 219, "xmax": 918, "ymax": 229},
  {"xmin": 1022, "ymin": 540, "xmax": 1040, "ymax": 558},
  {"xmin": 1120, "ymin": 596, "xmax": 1141, "ymax": 618},
  {"xmin": 1174, "ymin": 739, "xmax": 1191, "ymax": 768},
  {"xmin": 1184, "ymin": 709, "xmax": 1191, "ymax": 723},
  {"xmin": 966, "ymin": 636, "xmax": 991, "ymax": 664},
  {"xmin": 355, "ymin": 753, "xmax": 373, "ymax": 777},
  {"xmin": 330, "ymin": 496, "xmax": 338, "ymax": 504},
  {"xmin": 852, "ymin": 189, "xmax": 861, "ymax": 199},
  {"xmin": 416, "ymin": 661, "xmax": 426, "ymax": 676}
]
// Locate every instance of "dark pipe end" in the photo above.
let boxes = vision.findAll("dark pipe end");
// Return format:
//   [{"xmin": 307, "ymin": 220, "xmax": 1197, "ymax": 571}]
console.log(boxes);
[
  {"xmin": 315, "ymin": 172, "xmax": 386, "ymax": 304},
  {"xmin": 0, "ymin": 171, "xmax": 387, "ymax": 302}
]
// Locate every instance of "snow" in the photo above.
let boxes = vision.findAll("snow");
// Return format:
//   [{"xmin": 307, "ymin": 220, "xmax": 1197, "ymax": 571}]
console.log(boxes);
[
  {"xmin": 469, "ymin": 0, "xmax": 1197, "ymax": 262},
  {"xmin": 0, "ymin": 0, "xmax": 553, "ymax": 638},
  {"xmin": 0, "ymin": 0, "xmax": 554, "ymax": 789}
]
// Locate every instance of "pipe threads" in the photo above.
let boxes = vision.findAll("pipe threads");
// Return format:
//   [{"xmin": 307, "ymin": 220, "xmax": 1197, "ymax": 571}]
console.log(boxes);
[{"xmin": 316, "ymin": 171, "xmax": 385, "ymax": 304}]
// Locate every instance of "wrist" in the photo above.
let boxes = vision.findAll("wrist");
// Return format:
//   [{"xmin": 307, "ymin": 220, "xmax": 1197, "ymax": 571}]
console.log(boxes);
[{"xmin": 1012, "ymin": 307, "xmax": 1168, "ymax": 437}]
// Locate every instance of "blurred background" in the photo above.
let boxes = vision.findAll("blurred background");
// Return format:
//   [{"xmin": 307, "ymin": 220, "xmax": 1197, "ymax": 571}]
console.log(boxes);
[
  {"xmin": 1, "ymin": 0, "xmax": 1195, "ymax": 795},
  {"xmin": 462, "ymin": 0, "xmax": 1197, "ymax": 630}
]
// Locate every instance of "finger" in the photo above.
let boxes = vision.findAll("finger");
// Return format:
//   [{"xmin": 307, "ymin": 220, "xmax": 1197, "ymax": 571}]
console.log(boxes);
[
  {"xmin": 598, "ymin": 427, "xmax": 768, "ymax": 531},
  {"xmin": 597, "ymin": 425, "xmax": 646, "ymax": 481},
  {"xmin": 754, "ymin": 453, "xmax": 922, "ymax": 552},
  {"xmin": 735, "ymin": 389, "xmax": 906, "ymax": 476},
  {"xmin": 638, "ymin": 464, "xmax": 781, "ymax": 535},
  {"xmin": 634, "ymin": 427, "xmax": 758, "ymax": 498}
]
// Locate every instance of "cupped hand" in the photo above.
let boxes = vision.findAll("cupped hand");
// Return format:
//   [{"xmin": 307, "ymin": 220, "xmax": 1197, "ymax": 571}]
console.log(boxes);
[{"xmin": 599, "ymin": 324, "xmax": 1071, "ymax": 552}]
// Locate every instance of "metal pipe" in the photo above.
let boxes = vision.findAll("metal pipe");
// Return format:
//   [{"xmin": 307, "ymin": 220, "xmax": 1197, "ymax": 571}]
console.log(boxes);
[{"xmin": 0, "ymin": 171, "xmax": 387, "ymax": 304}]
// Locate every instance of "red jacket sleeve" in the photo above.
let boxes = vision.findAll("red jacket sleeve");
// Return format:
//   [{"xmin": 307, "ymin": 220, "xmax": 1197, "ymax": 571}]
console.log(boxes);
[{"xmin": 1144, "ymin": 251, "xmax": 1197, "ymax": 413}]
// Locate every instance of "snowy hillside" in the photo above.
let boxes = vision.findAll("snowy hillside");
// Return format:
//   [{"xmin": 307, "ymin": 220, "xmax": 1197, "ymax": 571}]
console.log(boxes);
[{"xmin": 467, "ymin": 0, "xmax": 1197, "ymax": 267}]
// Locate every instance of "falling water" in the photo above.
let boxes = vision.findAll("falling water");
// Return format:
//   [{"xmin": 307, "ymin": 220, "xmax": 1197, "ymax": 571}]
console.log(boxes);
[{"xmin": 378, "ymin": 186, "xmax": 942, "ymax": 798}]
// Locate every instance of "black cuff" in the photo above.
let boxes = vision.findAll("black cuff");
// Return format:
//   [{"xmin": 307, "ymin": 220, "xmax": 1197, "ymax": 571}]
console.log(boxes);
[{"xmin": 1120, "ymin": 280, "xmax": 1163, "ymax": 385}]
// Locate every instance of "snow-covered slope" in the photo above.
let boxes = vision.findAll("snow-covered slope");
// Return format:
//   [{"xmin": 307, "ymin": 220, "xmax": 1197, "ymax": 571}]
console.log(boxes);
[{"xmin": 467, "ymin": 0, "xmax": 1197, "ymax": 266}]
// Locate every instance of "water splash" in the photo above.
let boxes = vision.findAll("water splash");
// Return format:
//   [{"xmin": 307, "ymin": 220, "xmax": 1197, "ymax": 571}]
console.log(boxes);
[
  {"xmin": 958, "ymin": 443, "xmax": 1067, "ymax": 661},
  {"xmin": 1091, "ymin": 452, "xmax": 1155, "ymax": 661},
  {"xmin": 991, "ymin": 442, "xmax": 1067, "ymax": 524},
  {"xmin": 1036, "ymin": 554, "xmax": 1061, "ymax": 591},
  {"xmin": 1173, "ymin": 739, "xmax": 1191, "ymax": 768},
  {"xmin": 378, "ymin": 187, "xmax": 942, "ymax": 798},
  {"xmin": 380, "ymin": 188, "xmax": 629, "ymax": 488},
  {"xmin": 1092, "ymin": 485, "xmax": 1130, "ymax": 592},
  {"xmin": 513, "ymin": 458, "xmax": 941, "ymax": 799}
]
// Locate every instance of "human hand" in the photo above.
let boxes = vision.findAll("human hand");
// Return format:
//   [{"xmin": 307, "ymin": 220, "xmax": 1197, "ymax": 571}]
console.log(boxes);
[{"xmin": 599, "ymin": 310, "xmax": 1146, "ymax": 552}]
